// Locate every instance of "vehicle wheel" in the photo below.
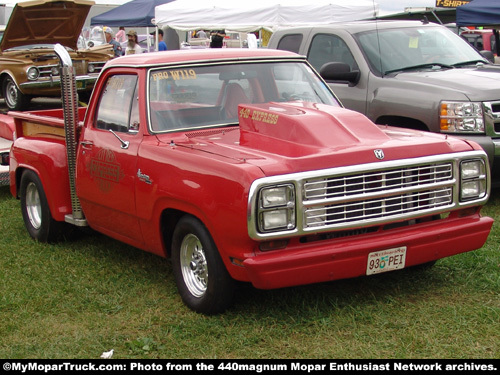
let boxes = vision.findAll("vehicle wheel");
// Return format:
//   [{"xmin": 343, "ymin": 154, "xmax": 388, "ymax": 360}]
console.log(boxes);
[
  {"xmin": 20, "ymin": 170, "xmax": 62, "ymax": 242},
  {"xmin": 171, "ymin": 215, "xmax": 235, "ymax": 314},
  {"xmin": 2, "ymin": 76, "xmax": 31, "ymax": 111}
]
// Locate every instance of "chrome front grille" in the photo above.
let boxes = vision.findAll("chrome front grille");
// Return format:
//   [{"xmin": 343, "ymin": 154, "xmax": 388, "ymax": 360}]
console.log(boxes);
[
  {"xmin": 36, "ymin": 60, "xmax": 106, "ymax": 79},
  {"xmin": 303, "ymin": 162, "xmax": 454, "ymax": 230},
  {"xmin": 484, "ymin": 101, "xmax": 500, "ymax": 135},
  {"xmin": 38, "ymin": 64, "xmax": 59, "ymax": 78},
  {"xmin": 304, "ymin": 164, "xmax": 453, "ymax": 200},
  {"xmin": 303, "ymin": 163, "xmax": 455, "ymax": 229}
]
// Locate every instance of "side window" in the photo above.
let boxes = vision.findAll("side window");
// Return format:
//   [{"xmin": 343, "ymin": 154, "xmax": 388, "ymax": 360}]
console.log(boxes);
[
  {"xmin": 276, "ymin": 34, "xmax": 303, "ymax": 54},
  {"xmin": 96, "ymin": 75, "xmax": 139, "ymax": 133},
  {"xmin": 308, "ymin": 34, "xmax": 358, "ymax": 73}
]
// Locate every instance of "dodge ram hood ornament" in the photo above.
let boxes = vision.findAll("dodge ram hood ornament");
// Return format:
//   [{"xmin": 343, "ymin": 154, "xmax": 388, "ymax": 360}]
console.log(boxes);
[{"xmin": 374, "ymin": 149, "xmax": 385, "ymax": 160}]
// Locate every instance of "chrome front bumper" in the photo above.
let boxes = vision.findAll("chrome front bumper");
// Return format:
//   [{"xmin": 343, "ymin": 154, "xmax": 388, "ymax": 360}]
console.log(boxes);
[{"xmin": 19, "ymin": 74, "xmax": 99, "ymax": 91}]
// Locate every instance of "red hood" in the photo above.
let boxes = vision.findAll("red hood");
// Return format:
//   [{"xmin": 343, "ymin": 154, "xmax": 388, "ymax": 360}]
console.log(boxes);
[{"xmin": 170, "ymin": 102, "xmax": 475, "ymax": 176}]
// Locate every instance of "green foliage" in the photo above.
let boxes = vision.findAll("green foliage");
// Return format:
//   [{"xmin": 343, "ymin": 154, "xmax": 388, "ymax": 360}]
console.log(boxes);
[{"xmin": 0, "ymin": 186, "xmax": 498, "ymax": 359}]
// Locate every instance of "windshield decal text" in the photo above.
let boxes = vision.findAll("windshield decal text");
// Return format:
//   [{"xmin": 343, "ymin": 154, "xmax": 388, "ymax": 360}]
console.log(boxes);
[{"xmin": 151, "ymin": 69, "xmax": 197, "ymax": 81}]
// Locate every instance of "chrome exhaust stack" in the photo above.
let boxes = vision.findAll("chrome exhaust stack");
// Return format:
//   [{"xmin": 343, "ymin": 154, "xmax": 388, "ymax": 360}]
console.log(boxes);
[{"xmin": 54, "ymin": 44, "xmax": 87, "ymax": 226}]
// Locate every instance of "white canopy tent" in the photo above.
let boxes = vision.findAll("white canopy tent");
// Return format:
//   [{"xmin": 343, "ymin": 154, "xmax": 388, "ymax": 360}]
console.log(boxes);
[{"xmin": 154, "ymin": 0, "xmax": 379, "ymax": 33}]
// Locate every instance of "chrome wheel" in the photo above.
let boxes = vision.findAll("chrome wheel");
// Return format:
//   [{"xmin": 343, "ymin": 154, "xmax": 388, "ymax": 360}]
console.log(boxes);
[
  {"xmin": 172, "ymin": 215, "xmax": 235, "ymax": 314},
  {"xmin": 20, "ymin": 170, "xmax": 62, "ymax": 242},
  {"xmin": 4, "ymin": 79, "xmax": 19, "ymax": 109},
  {"xmin": 25, "ymin": 181, "xmax": 42, "ymax": 230},
  {"xmin": 179, "ymin": 233, "xmax": 208, "ymax": 297}
]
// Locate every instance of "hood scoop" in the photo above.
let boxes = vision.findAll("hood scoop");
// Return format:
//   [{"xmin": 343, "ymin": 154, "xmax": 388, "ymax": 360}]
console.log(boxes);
[{"xmin": 238, "ymin": 102, "xmax": 390, "ymax": 156}]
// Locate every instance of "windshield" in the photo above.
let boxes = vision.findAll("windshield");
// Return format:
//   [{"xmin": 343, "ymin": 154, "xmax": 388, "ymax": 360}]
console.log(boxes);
[
  {"xmin": 79, "ymin": 26, "xmax": 106, "ymax": 49},
  {"xmin": 355, "ymin": 25, "xmax": 488, "ymax": 75},
  {"xmin": 148, "ymin": 61, "xmax": 339, "ymax": 133}
]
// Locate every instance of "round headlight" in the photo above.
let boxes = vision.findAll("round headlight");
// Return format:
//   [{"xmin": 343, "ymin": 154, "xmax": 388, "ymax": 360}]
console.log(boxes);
[
  {"xmin": 27, "ymin": 67, "xmax": 39, "ymax": 80},
  {"xmin": 88, "ymin": 64, "xmax": 95, "ymax": 73},
  {"xmin": 51, "ymin": 66, "xmax": 60, "ymax": 76}
]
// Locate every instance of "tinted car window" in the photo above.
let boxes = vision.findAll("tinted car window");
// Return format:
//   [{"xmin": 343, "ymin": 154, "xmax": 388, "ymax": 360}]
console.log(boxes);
[
  {"xmin": 276, "ymin": 34, "xmax": 303, "ymax": 54},
  {"xmin": 308, "ymin": 34, "xmax": 358, "ymax": 72}
]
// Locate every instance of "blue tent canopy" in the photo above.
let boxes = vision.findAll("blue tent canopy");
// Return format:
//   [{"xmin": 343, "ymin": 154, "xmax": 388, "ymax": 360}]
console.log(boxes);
[
  {"xmin": 90, "ymin": 0, "xmax": 175, "ymax": 27},
  {"xmin": 456, "ymin": 0, "xmax": 500, "ymax": 27}
]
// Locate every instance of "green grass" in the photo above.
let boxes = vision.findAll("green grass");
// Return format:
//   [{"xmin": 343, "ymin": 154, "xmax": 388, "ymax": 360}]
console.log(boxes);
[{"xmin": 0, "ymin": 185, "xmax": 498, "ymax": 359}]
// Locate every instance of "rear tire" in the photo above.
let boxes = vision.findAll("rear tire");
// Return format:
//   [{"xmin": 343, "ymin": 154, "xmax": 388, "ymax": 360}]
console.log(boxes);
[
  {"xmin": 171, "ymin": 215, "xmax": 235, "ymax": 314},
  {"xmin": 20, "ymin": 170, "xmax": 62, "ymax": 242}
]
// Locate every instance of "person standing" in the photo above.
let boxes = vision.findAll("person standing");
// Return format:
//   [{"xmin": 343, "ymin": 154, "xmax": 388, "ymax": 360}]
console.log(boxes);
[
  {"xmin": 125, "ymin": 30, "xmax": 142, "ymax": 55},
  {"xmin": 104, "ymin": 27, "xmax": 122, "ymax": 58},
  {"xmin": 197, "ymin": 30, "xmax": 207, "ymax": 39},
  {"xmin": 210, "ymin": 30, "xmax": 226, "ymax": 48},
  {"xmin": 115, "ymin": 27, "xmax": 126, "ymax": 43},
  {"xmin": 151, "ymin": 29, "xmax": 167, "ymax": 51}
]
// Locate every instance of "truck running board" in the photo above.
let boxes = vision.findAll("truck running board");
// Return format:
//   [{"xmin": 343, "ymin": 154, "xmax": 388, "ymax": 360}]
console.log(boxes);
[{"xmin": 65, "ymin": 214, "xmax": 88, "ymax": 227}]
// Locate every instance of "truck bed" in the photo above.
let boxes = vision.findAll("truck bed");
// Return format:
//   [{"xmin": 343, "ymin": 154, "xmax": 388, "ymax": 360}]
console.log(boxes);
[
  {"xmin": 0, "ymin": 107, "xmax": 87, "ymax": 186},
  {"xmin": 7, "ymin": 107, "xmax": 87, "ymax": 139}
]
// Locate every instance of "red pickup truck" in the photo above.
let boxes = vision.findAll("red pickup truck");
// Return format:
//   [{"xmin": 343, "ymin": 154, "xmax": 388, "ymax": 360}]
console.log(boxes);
[{"xmin": 0, "ymin": 46, "xmax": 493, "ymax": 314}]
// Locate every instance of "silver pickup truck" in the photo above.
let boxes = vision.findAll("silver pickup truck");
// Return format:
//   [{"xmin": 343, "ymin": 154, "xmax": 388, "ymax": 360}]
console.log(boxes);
[{"xmin": 268, "ymin": 20, "xmax": 500, "ymax": 187}]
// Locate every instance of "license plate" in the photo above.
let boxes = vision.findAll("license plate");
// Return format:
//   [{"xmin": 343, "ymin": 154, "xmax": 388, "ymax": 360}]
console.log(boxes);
[{"xmin": 366, "ymin": 246, "xmax": 406, "ymax": 275}]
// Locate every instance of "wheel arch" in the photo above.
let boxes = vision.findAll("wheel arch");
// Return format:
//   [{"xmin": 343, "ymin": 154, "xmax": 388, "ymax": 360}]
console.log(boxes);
[
  {"xmin": 15, "ymin": 166, "xmax": 69, "ymax": 221},
  {"xmin": 0, "ymin": 72, "xmax": 16, "ymax": 98},
  {"xmin": 0, "ymin": 71, "xmax": 31, "ymax": 110},
  {"xmin": 14, "ymin": 138, "xmax": 72, "ymax": 221},
  {"xmin": 159, "ymin": 208, "xmax": 186, "ymax": 258}
]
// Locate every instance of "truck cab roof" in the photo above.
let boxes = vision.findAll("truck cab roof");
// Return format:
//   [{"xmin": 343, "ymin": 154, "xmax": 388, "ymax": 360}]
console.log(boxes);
[{"xmin": 103, "ymin": 48, "xmax": 303, "ymax": 70}]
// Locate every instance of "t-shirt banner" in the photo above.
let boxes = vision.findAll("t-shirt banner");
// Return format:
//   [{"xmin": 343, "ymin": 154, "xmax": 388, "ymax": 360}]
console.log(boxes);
[{"xmin": 435, "ymin": 0, "xmax": 471, "ymax": 8}]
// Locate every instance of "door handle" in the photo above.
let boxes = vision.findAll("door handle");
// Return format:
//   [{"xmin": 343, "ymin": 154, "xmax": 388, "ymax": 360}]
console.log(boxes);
[{"xmin": 80, "ymin": 141, "xmax": 94, "ymax": 150}]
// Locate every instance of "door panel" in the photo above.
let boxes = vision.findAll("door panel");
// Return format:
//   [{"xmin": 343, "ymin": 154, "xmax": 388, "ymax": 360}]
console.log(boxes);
[{"xmin": 76, "ymin": 74, "xmax": 144, "ymax": 243}]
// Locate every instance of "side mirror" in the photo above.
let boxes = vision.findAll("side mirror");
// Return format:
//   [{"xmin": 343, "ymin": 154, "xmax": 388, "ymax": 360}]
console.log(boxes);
[
  {"xmin": 320, "ymin": 62, "xmax": 360, "ymax": 85},
  {"xmin": 0, "ymin": 152, "xmax": 9, "ymax": 166},
  {"xmin": 480, "ymin": 50, "xmax": 494, "ymax": 64}
]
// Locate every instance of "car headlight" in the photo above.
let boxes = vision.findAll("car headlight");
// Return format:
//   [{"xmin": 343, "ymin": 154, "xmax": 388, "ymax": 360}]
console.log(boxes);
[
  {"xmin": 88, "ymin": 64, "xmax": 95, "ymax": 73},
  {"xmin": 258, "ymin": 184, "xmax": 296, "ymax": 232},
  {"xmin": 440, "ymin": 101, "xmax": 484, "ymax": 133},
  {"xmin": 460, "ymin": 159, "xmax": 487, "ymax": 201},
  {"xmin": 51, "ymin": 66, "xmax": 60, "ymax": 76},
  {"xmin": 27, "ymin": 67, "xmax": 39, "ymax": 80}
]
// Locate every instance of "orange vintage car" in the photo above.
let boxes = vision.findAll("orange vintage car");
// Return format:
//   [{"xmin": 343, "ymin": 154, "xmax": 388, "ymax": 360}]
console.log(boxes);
[{"xmin": 0, "ymin": 0, "xmax": 113, "ymax": 110}]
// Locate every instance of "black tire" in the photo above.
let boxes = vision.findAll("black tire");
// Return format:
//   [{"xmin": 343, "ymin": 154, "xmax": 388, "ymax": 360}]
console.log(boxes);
[
  {"xmin": 19, "ymin": 170, "xmax": 62, "ymax": 242},
  {"xmin": 171, "ymin": 215, "xmax": 235, "ymax": 314},
  {"xmin": 2, "ymin": 76, "xmax": 31, "ymax": 111}
]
